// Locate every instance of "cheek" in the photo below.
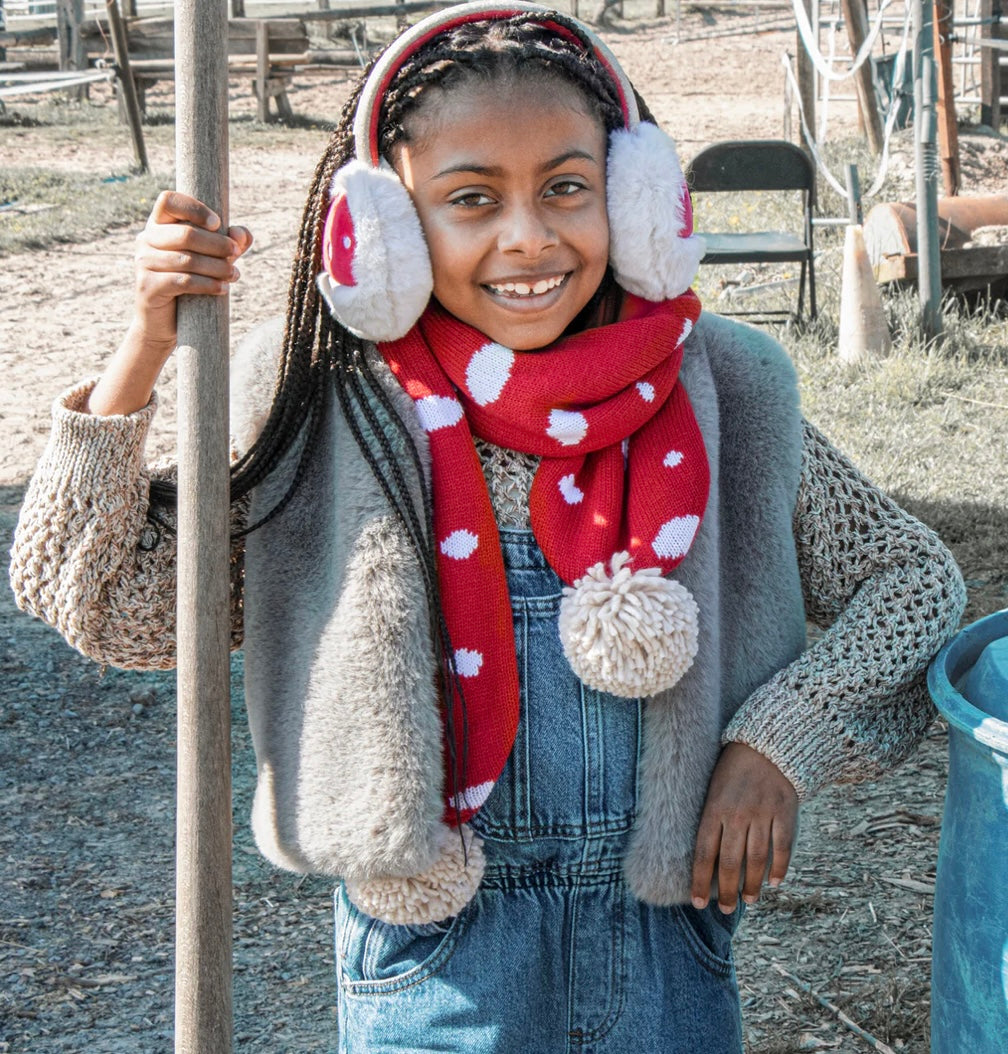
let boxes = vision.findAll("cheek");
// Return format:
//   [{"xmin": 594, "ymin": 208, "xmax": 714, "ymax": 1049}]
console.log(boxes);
[{"xmin": 423, "ymin": 223, "xmax": 470, "ymax": 292}]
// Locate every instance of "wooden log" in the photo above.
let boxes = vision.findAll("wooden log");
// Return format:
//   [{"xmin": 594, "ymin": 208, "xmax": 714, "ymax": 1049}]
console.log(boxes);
[
  {"xmin": 864, "ymin": 196, "xmax": 1008, "ymax": 292},
  {"xmin": 173, "ymin": 0, "xmax": 233, "ymax": 1050},
  {"xmin": 839, "ymin": 0, "xmax": 884, "ymax": 154},
  {"xmin": 864, "ymin": 196, "xmax": 1008, "ymax": 257}
]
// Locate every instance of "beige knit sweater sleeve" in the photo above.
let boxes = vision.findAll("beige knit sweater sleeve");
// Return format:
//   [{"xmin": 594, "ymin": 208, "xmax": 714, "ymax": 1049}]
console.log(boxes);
[
  {"xmin": 9, "ymin": 380, "xmax": 247, "ymax": 670},
  {"xmin": 722, "ymin": 419, "xmax": 967, "ymax": 800}
]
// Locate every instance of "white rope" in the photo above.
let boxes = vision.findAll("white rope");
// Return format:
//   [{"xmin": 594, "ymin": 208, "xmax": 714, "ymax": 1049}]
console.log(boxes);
[
  {"xmin": 781, "ymin": 7, "xmax": 910, "ymax": 203},
  {"xmin": 0, "ymin": 68, "xmax": 115, "ymax": 98},
  {"xmin": 791, "ymin": 0, "xmax": 898, "ymax": 81}
]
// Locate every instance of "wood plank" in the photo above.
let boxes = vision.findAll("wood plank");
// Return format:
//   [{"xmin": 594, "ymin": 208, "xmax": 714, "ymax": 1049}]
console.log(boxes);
[{"xmin": 875, "ymin": 246, "xmax": 1008, "ymax": 286}]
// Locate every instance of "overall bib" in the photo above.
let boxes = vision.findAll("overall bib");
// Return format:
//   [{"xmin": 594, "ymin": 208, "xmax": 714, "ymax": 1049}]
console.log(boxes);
[{"xmin": 335, "ymin": 529, "xmax": 744, "ymax": 1053}]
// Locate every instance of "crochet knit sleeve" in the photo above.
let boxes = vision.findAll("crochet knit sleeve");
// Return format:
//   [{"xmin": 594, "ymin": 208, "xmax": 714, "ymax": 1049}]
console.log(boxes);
[
  {"xmin": 721, "ymin": 419, "xmax": 966, "ymax": 801},
  {"xmin": 9, "ymin": 380, "xmax": 248, "ymax": 671}
]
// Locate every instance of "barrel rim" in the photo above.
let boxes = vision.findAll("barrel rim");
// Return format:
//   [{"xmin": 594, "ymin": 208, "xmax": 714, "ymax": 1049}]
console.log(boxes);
[{"xmin": 928, "ymin": 609, "xmax": 1008, "ymax": 750}]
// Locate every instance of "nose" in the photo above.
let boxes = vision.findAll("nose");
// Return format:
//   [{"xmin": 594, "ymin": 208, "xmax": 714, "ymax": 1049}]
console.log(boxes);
[{"xmin": 497, "ymin": 200, "xmax": 558, "ymax": 257}]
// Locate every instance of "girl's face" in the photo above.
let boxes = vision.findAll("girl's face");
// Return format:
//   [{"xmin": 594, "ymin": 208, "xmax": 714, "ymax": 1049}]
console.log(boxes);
[{"xmin": 393, "ymin": 76, "xmax": 610, "ymax": 351}]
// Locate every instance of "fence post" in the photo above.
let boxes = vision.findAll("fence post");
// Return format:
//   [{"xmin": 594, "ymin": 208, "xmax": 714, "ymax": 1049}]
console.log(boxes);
[
  {"xmin": 934, "ymin": 0, "xmax": 960, "ymax": 194},
  {"xmin": 839, "ymin": 0, "xmax": 884, "ymax": 153},
  {"xmin": 174, "ymin": 0, "xmax": 234, "ymax": 1051},
  {"xmin": 106, "ymin": 0, "xmax": 148, "ymax": 173},
  {"xmin": 56, "ymin": 0, "xmax": 87, "ymax": 101},
  {"xmin": 980, "ymin": 0, "xmax": 1003, "ymax": 128},
  {"xmin": 796, "ymin": 0, "xmax": 816, "ymax": 149}
]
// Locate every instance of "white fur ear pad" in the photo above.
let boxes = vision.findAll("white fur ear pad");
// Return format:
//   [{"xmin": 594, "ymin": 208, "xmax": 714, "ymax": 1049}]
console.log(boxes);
[
  {"xmin": 606, "ymin": 123, "xmax": 706, "ymax": 302},
  {"xmin": 316, "ymin": 159, "xmax": 434, "ymax": 343}
]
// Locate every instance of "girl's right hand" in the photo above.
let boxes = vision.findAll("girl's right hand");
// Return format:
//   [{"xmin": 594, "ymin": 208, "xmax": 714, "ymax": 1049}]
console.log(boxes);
[
  {"xmin": 88, "ymin": 192, "xmax": 253, "ymax": 417},
  {"xmin": 135, "ymin": 190, "xmax": 253, "ymax": 351}
]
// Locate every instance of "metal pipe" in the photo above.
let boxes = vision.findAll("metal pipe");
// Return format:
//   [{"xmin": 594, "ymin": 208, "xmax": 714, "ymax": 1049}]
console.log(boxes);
[{"xmin": 913, "ymin": 0, "xmax": 944, "ymax": 340}]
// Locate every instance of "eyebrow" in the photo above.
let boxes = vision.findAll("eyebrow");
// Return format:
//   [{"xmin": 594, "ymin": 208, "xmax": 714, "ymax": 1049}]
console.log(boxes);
[{"xmin": 431, "ymin": 149, "xmax": 600, "ymax": 180}]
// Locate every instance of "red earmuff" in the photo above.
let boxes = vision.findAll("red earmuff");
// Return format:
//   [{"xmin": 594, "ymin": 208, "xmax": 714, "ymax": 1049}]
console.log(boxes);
[{"xmin": 322, "ymin": 193, "xmax": 357, "ymax": 289}]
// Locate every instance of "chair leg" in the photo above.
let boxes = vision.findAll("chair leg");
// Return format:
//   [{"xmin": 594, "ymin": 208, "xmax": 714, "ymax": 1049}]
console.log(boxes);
[
  {"xmin": 797, "ymin": 261, "xmax": 806, "ymax": 320},
  {"xmin": 808, "ymin": 254, "xmax": 817, "ymax": 320}
]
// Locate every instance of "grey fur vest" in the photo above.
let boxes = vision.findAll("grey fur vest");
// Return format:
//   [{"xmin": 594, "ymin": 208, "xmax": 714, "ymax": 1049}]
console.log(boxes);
[{"xmin": 233, "ymin": 312, "xmax": 807, "ymax": 905}]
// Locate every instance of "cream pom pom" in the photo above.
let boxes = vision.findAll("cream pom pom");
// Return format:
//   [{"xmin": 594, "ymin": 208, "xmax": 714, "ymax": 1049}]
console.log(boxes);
[
  {"xmin": 558, "ymin": 551, "xmax": 699, "ymax": 698},
  {"xmin": 344, "ymin": 825, "xmax": 485, "ymax": 925}
]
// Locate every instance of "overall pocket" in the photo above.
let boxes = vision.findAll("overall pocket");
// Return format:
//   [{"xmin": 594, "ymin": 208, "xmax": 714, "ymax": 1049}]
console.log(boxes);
[
  {"xmin": 673, "ymin": 902, "xmax": 744, "ymax": 978},
  {"xmin": 335, "ymin": 884, "xmax": 474, "ymax": 995}
]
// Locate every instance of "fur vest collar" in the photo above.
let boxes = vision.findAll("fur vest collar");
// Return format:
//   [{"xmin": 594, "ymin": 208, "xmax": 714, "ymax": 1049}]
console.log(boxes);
[{"xmin": 234, "ymin": 312, "xmax": 807, "ymax": 905}]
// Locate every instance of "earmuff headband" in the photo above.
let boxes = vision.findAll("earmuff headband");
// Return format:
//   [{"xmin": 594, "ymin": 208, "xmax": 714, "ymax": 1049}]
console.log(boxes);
[
  {"xmin": 318, "ymin": 0, "xmax": 704, "ymax": 343},
  {"xmin": 353, "ymin": 1, "xmax": 641, "ymax": 166}
]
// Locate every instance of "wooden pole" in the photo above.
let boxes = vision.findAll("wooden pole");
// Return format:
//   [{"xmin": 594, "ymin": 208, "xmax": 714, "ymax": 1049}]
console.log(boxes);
[
  {"xmin": 105, "ymin": 0, "xmax": 148, "ymax": 174},
  {"xmin": 56, "ymin": 0, "xmax": 86, "ymax": 101},
  {"xmin": 839, "ymin": 0, "xmax": 885, "ymax": 154},
  {"xmin": 979, "ymin": 0, "xmax": 1003, "ymax": 128},
  {"xmin": 934, "ymin": 0, "xmax": 960, "ymax": 194},
  {"xmin": 796, "ymin": 0, "xmax": 816, "ymax": 150},
  {"xmin": 255, "ymin": 19, "xmax": 269, "ymax": 123},
  {"xmin": 173, "ymin": 1, "xmax": 233, "ymax": 1052}
]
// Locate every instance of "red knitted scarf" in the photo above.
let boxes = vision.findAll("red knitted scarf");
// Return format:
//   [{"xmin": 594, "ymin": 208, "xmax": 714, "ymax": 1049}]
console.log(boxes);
[{"xmin": 379, "ymin": 290, "xmax": 707, "ymax": 826}]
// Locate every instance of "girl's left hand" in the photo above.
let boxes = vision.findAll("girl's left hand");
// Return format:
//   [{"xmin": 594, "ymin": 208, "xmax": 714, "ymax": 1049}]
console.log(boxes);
[{"xmin": 690, "ymin": 742, "xmax": 798, "ymax": 914}]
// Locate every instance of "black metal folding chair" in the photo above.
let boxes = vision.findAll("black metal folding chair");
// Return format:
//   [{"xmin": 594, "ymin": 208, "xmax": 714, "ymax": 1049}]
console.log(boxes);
[{"xmin": 686, "ymin": 139, "xmax": 817, "ymax": 323}]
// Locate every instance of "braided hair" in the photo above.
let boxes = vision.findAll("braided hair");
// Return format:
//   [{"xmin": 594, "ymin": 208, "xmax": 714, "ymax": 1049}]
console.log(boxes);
[{"xmin": 152, "ymin": 12, "xmax": 649, "ymax": 803}]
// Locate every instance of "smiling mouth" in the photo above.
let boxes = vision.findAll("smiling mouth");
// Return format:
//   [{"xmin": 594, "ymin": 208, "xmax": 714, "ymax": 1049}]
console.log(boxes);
[{"xmin": 484, "ymin": 274, "xmax": 569, "ymax": 298}]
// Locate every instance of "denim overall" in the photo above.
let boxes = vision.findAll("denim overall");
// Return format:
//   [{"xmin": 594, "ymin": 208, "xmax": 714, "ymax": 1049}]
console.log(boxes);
[{"xmin": 335, "ymin": 529, "xmax": 744, "ymax": 1053}]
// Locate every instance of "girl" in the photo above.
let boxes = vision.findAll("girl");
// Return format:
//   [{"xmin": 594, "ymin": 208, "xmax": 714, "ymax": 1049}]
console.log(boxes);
[{"xmin": 11, "ymin": 4, "xmax": 965, "ymax": 1050}]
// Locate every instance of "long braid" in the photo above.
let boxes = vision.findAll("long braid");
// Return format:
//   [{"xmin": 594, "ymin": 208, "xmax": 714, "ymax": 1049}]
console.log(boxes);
[{"xmin": 148, "ymin": 12, "xmax": 647, "ymax": 816}]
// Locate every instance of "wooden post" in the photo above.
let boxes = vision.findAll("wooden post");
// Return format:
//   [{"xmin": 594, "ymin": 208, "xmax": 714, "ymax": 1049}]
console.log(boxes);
[
  {"xmin": 0, "ymin": 1, "xmax": 7, "ymax": 63},
  {"xmin": 255, "ymin": 19, "xmax": 269, "ymax": 122},
  {"xmin": 933, "ymin": 0, "xmax": 960, "ymax": 194},
  {"xmin": 980, "ymin": 0, "xmax": 1003, "ymax": 128},
  {"xmin": 56, "ymin": 0, "xmax": 86, "ymax": 101},
  {"xmin": 839, "ymin": 0, "xmax": 885, "ymax": 154},
  {"xmin": 174, "ymin": 1, "xmax": 233, "ymax": 1051},
  {"xmin": 106, "ymin": 0, "xmax": 148, "ymax": 174},
  {"xmin": 796, "ymin": 0, "xmax": 816, "ymax": 150},
  {"xmin": 231, "ymin": 0, "xmax": 246, "ymax": 17}
]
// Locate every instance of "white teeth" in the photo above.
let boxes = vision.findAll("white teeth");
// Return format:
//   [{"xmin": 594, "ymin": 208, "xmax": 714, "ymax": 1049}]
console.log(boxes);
[{"xmin": 489, "ymin": 275, "xmax": 565, "ymax": 297}]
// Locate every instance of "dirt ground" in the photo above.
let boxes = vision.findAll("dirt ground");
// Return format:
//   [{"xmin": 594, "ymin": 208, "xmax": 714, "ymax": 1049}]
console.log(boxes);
[{"xmin": 2, "ymin": 8, "xmax": 1007, "ymax": 1053}]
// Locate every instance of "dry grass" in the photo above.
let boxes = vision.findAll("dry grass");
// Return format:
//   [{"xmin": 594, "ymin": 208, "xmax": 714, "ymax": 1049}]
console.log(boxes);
[{"xmin": 0, "ymin": 165, "xmax": 169, "ymax": 255}]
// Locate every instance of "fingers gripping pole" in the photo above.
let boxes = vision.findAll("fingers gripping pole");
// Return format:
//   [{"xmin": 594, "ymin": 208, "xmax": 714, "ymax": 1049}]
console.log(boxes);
[{"xmin": 174, "ymin": 2, "xmax": 233, "ymax": 1052}]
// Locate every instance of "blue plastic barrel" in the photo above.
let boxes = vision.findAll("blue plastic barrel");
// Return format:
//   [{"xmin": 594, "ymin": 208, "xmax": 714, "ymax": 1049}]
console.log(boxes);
[{"xmin": 927, "ymin": 609, "xmax": 1008, "ymax": 1053}]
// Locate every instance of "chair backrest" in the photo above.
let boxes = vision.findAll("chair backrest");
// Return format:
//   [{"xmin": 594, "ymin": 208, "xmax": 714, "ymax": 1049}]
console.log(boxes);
[{"xmin": 687, "ymin": 140, "xmax": 815, "ymax": 198}]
